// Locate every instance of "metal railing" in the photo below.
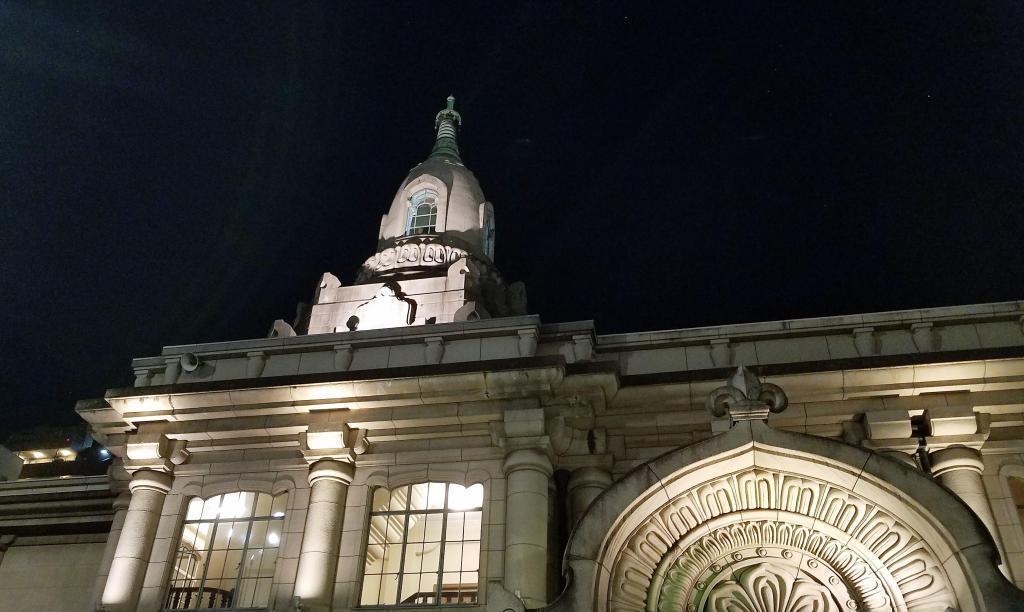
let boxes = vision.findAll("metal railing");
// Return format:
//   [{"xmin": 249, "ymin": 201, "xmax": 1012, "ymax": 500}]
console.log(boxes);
[{"xmin": 163, "ymin": 586, "xmax": 233, "ymax": 609}]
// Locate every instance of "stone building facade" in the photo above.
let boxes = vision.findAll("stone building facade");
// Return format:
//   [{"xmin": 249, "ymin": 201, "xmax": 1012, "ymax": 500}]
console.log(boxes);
[{"xmin": 2, "ymin": 98, "xmax": 1024, "ymax": 612}]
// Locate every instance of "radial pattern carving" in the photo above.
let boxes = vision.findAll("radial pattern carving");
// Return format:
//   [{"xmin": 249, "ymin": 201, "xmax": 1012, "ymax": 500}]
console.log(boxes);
[
  {"xmin": 705, "ymin": 563, "xmax": 837, "ymax": 612},
  {"xmin": 604, "ymin": 467, "xmax": 956, "ymax": 612}
]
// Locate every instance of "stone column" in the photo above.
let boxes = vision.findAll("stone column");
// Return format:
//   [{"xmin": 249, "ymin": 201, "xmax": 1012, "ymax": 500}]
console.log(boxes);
[
  {"xmin": 0, "ymin": 535, "xmax": 15, "ymax": 568},
  {"xmin": 931, "ymin": 447, "xmax": 1004, "ymax": 558},
  {"xmin": 100, "ymin": 469, "xmax": 173, "ymax": 612},
  {"xmin": 294, "ymin": 459, "xmax": 354, "ymax": 612},
  {"xmin": 94, "ymin": 492, "xmax": 131, "ymax": 606},
  {"xmin": 503, "ymin": 448, "xmax": 553, "ymax": 608},
  {"xmin": 567, "ymin": 467, "xmax": 612, "ymax": 527}
]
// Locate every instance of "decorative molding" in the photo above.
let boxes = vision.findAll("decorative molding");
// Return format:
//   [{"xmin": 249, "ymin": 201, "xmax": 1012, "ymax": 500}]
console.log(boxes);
[
  {"xmin": 359, "ymin": 236, "xmax": 468, "ymax": 277},
  {"xmin": 604, "ymin": 467, "xmax": 956, "ymax": 612},
  {"xmin": 707, "ymin": 366, "xmax": 788, "ymax": 423}
]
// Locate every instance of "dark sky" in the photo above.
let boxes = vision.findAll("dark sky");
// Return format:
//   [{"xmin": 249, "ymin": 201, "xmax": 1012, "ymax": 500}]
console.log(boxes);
[{"xmin": 3, "ymin": 3, "xmax": 1023, "ymax": 433}]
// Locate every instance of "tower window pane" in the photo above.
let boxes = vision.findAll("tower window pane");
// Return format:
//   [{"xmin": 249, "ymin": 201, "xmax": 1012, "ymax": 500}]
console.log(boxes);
[{"xmin": 405, "ymin": 189, "xmax": 438, "ymax": 236}]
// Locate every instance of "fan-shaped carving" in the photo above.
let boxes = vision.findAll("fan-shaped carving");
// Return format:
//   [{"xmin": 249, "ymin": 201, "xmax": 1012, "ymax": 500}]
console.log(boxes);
[
  {"xmin": 604, "ymin": 467, "xmax": 956, "ymax": 612},
  {"xmin": 705, "ymin": 563, "xmax": 838, "ymax": 612}
]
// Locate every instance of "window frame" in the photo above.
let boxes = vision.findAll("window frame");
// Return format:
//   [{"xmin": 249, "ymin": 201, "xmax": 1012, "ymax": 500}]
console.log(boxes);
[
  {"xmin": 163, "ymin": 491, "xmax": 288, "ymax": 612},
  {"xmin": 359, "ymin": 481, "xmax": 484, "ymax": 607},
  {"xmin": 405, "ymin": 189, "xmax": 439, "ymax": 236}
]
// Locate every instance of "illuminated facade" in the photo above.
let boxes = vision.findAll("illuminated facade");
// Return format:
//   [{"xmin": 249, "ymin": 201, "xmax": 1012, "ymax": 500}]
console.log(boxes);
[{"xmin": 2, "ymin": 99, "xmax": 1024, "ymax": 611}]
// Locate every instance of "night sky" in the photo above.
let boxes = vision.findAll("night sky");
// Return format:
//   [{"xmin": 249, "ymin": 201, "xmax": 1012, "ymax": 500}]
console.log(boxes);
[{"xmin": 3, "ymin": 3, "xmax": 1023, "ymax": 433}]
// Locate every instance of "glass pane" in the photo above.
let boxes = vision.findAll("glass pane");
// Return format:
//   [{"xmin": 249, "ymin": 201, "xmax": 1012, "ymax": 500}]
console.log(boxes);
[
  {"xmin": 368, "ymin": 515, "xmax": 388, "ymax": 545},
  {"xmin": 382, "ymin": 542, "xmax": 403, "ymax": 574},
  {"xmin": 442, "ymin": 572, "xmax": 460, "ymax": 600},
  {"xmin": 201, "ymin": 495, "xmax": 222, "ymax": 520},
  {"xmin": 219, "ymin": 492, "xmax": 242, "ymax": 519},
  {"xmin": 259, "ymin": 548, "xmax": 278, "ymax": 577},
  {"xmin": 423, "ymin": 513, "xmax": 443, "ymax": 542},
  {"xmin": 185, "ymin": 497, "xmax": 204, "ymax": 520},
  {"xmin": 406, "ymin": 513, "xmax": 427, "ymax": 542},
  {"xmin": 419, "ymin": 572, "xmax": 439, "ymax": 599},
  {"xmin": 206, "ymin": 550, "xmax": 228, "ymax": 581},
  {"xmin": 254, "ymin": 492, "xmax": 273, "ymax": 517},
  {"xmin": 408, "ymin": 483, "xmax": 429, "ymax": 510},
  {"xmin": 248, "ymin": 521, "xmax": 268, "ymax": 548},
  {"xmin": 253, "ymin": 577, "xmax": 273, "ymax": 607},
  {"xmin": 237, "ymin": 491, "xmax": 257, "ymax": 518},
  {"xmin": 372, "ymin": 487, "xmax": 390, "ymax": 512},
  {"xmin": 389, "ymin": 486, "xmax": 409, "ymax": 511},
  {"xmin": 385, "ymin": 515, "xmax": 406, "ymax": 545},
  {"xmin": 446, "ymin": 512, "xmax": 465, "ymax": 541},
  {"xmin": 460, "ymin": 571, "xmax": 479, "ymax": 601},
  {"xmin": 223, "ymin": 549, "xmax": 243, "ymax": 581},
  {"xmin": 228, "ymin": 521, "xmax": 249, "ymax": 549},
  {"xmin": 403, "ymin": 543, "xmax": 423, "ymax": 574},
  {"xmin": 427, "ymin": 482, "xmax": 446, "ymax": 509},
  {"xmin": 421, "ymin": 542, "xmax": 441, "ymax": 573},
  {"xmin": 271, "ymin": 493, "xmax": 288, "ymax": 517},
  {"xmin": 266, "ymin": 521, "xmax": 283, "ymax": 548},
  {"xmin": 379, "ymin": 574, "xmax": 399, "ymax": 605},
  {"xmin": 235, "ymin": 576, "xmax": 257, "ymax": 608},
  {"xmin": 448, "ymin": 483, "xmax": 484, "ymax": 510},
  {"xmin": 443, "ymin": 542, "xmax": 462, "ymax": 572},
  {"xmin": 462, "ymin": 541, "xmax": 480, "ymax": 572},
  {"xmin": 364, "ymin": 544, "xmax": 385, "ymax": 574},
  {"xmin": 464, "ymin": 510, "xmax": 482, "ymax": 540},
  {"xmin": 240, "ymin": 548, "xmax": 262, "ymax": 577},
  {"xmin": 401, "ymin": 571, "xmax": 420, "ymax": 603},
  {"xmin": 360, "ymin": 574, "xmax": 382, "ymax": 605},
  {"xmin": 194, "ymin": 522, "xmax": 214, "ymax": 551},
  {"xmin": 212, "ymin": 524, "xmax": 231, "ymax": 550}
]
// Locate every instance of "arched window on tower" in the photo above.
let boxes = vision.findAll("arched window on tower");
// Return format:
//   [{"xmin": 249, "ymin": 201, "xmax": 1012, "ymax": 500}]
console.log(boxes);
[{"xmin": 406, "ymin": 189, "xmax": 438, "ymax": 236}]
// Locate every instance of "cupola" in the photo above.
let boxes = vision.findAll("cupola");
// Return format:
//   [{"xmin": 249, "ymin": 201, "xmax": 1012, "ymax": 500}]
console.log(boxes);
[{"xmin": 299, "ymin": 97, "xmax": 525, "ymax": 335}]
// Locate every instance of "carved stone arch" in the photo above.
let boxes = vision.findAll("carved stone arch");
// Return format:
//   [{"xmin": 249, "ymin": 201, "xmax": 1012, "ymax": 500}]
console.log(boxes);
[{"xmin": 548, "ymin": 421, "xmax": 1022, "ymax": 612}]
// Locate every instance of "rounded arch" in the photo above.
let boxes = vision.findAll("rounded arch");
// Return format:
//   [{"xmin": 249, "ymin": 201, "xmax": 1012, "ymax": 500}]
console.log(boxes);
[{"xmin": 551, "ymin": 421, "xmax": 1022, "ymax": 612}]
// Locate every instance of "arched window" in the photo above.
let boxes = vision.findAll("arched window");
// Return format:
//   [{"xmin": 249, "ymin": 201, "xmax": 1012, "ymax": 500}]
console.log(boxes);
[
  {"xmin": 164, "ymin": 491, "xmax": 288, "ymax": 610},
  {"xmin": 360, "ymin": 482, "xmax": 483, "ymax": 606},
  {"xmin": 405, "ymin": 189, "xmax": 438, "ymax": 236}
]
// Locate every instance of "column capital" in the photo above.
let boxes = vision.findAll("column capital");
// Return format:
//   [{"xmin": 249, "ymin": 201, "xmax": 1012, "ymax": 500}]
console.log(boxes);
[
  {"xmin": 502, "ymin": 447, "xmax": 553, "ymax": 477},
  {"xmin": 307, "ymin": 458, "xmax": 355, "ymax": 487},
  {"xmin": 930, "ymin": 446, "xmax": 984, "ymax": 477},
  {"xmin": 127, "ymin": 468, "xmax": 174, "ymax": 494}
]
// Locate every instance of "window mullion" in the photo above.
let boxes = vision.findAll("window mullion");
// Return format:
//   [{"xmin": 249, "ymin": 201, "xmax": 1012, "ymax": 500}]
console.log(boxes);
[
  {"xmin": 194, "ymin": 521, "xmax": 217, "ymax": 610},
  {"xmin": 436, "ymin": 484, "xmax": 449, "ymax": 603},
  {"xmin": 395, "ymin": 507, "xmax": 411, "ymax": 604},
  {"xmin": 232, "ymin": 517, "xmax": 256, "ymax": 607}
]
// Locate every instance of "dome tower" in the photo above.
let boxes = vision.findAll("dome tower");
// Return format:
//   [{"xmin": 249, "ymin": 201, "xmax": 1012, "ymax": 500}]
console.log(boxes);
[{"xmin": 303, "ymin": 97, "xmax": 526, "ymax": 334}]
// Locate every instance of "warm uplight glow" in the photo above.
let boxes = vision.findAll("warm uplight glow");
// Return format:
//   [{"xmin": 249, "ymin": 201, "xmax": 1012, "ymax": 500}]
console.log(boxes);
[
  {"xmin": 306, "ymin": 430, "xmax": 346, "ymax": 450},
  {"xmin": 58, "ymin": 448, "xmax": 73, "ymax": 457}
]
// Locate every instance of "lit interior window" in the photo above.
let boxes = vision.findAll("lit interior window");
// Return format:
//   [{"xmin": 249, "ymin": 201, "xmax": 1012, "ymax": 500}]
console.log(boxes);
[
  {"xmin": 405, "ymin": 189, "xmax": 438, "ymax": 236},
  {"xmin": 360, "ymin": 482, "xmax": 483, "ymax": 606},
  {"xmin": 164, "ymin": 491, "xmax": 288, "ymax": 610}
]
